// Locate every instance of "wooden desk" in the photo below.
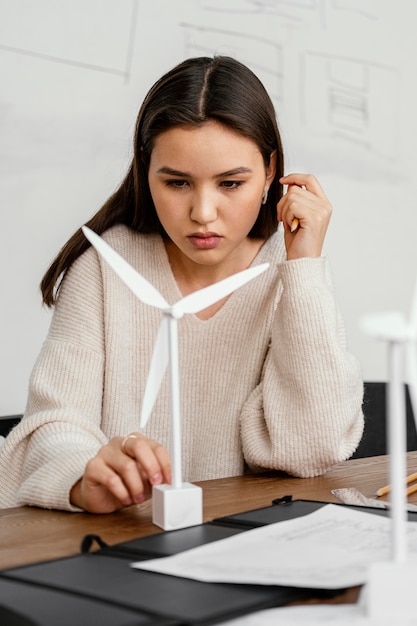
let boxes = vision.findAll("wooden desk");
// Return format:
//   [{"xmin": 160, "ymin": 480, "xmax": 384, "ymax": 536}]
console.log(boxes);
[{"xmin": 1, "ymin": 452, "xmax": 417, "ymax": 575}]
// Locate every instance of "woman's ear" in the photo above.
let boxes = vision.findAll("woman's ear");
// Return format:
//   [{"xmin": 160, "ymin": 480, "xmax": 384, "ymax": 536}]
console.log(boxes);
[{"xmin": 266, "ymin": 150, "xmax": 277, "ymax": 185}]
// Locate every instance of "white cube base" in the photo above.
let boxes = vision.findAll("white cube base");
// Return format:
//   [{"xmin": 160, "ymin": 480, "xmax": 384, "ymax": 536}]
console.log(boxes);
[
  {"xmin": 152, "ymin": 482, "xmax": 203, "ymax": 530},
  {"xmin": 366, "ymin": 561, "xmax": 417, "ymax": 620}
]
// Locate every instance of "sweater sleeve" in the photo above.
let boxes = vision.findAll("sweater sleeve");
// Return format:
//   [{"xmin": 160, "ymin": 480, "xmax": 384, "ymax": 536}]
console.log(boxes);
[
  {"xmin": 240, "ymin": 256, "xmax": 364, "ymax": 477},
  {"xmin": 0, "ymin": 248, "xmax": 108, "ymax": 510}
]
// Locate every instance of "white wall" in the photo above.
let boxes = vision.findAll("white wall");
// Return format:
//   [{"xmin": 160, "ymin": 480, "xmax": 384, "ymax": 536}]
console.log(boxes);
[{"xmin": 1, "ymin": 0, "xmax": 417, "ymax": 415}]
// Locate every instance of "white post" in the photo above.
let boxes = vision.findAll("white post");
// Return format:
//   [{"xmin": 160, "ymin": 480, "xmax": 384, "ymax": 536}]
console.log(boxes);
[
  {"xmin": 387, "ymin": 340, "xmax": 407, "ymax": 562},
  {"xmin": 167, "ymin": 314, "xmax": 182, "ymax": 489}
]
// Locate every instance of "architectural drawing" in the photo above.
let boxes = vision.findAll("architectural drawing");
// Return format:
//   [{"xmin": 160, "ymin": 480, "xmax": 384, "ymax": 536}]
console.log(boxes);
[
  {"xmin": 300, "ymin": 53, "xmax": 398, "ymax": 157},
  {"xmin": 0, "ymin": 0, "xmax": 138, "ymax": 82},
  {"xmin": 180, "ymin": 23, "xmax": 284, "ymax": 103},
  {"xmin": 201, "ymin": 0, "xmax": 377, "ymax": 23},
  {"xmin": 182, "ymin": 0, "xmax": 398, "ymax": 166}
]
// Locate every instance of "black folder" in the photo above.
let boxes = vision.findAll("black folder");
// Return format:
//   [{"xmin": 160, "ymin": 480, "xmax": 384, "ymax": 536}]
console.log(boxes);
[
  {"xmin": 2, "ymin": 498, "xmax": 413, "ymax": 625},
  {"xmin": 0, "ymin": 577, "xmax": 164, "ymax": 626}
]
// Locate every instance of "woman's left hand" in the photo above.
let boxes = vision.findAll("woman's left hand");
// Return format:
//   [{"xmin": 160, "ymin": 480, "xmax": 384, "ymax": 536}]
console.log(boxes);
[{"xmin": 277, "ymin": 173, "xmax": 332, "ymax": 260}]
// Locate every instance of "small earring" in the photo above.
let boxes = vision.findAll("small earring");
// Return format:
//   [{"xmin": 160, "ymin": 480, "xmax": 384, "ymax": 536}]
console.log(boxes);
[{"xmin": 262, "ymin": 188, "xmax": 268, "ymax": 205}]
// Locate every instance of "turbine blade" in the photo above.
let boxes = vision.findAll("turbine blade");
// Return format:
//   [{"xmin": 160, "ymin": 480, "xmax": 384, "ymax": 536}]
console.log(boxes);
[
  {"xmin": 174, "ymin": 263, "xmax": 269, "ymax": 315},
  {"xmin": 140, "ymin": 319, "xmax": 169, "ymax": 428},
  {"xmin": 359, "ymin": 311, "xmax": 408, "ymax": 342},
  {"xmin": 82, "ymin": 227, "xmax": 167, "ymax": 309}
]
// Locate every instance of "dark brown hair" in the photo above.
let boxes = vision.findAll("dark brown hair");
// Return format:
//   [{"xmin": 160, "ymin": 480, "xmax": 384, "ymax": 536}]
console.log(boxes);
[{"xmin": 41, "ymin": 56, "xmax": 284, "ymax": 306}]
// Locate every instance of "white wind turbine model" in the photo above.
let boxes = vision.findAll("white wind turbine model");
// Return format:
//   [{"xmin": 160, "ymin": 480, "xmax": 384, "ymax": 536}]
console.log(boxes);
[
  {"xmin": 360, "ymin": 277, "xmax": 417, "ymax": 620},
  {"xmin": 82, "ymin": 227, "xmax": 269, "ymax": 530}
]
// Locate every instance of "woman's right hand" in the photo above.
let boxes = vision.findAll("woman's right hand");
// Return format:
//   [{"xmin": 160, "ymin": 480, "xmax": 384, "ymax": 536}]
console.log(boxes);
[{"xmin": 70, "ymin": 433, "xmax": 171, "ymax": 513}]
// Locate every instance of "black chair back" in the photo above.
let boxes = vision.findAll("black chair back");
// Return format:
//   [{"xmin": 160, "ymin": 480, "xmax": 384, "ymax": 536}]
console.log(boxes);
[
  {"xmin": 351, "ymin": 382, "xmax": 417, "ymax": 458},
  {"xmin": 0, "ymin": 415, "xmax": 22, "ymax": 438}
]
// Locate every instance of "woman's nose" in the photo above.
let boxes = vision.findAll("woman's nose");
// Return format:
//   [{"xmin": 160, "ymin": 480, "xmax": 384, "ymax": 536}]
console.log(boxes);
[{"xmin": 189, "ymin": 190, "xmax": 218, "ymax": 224}]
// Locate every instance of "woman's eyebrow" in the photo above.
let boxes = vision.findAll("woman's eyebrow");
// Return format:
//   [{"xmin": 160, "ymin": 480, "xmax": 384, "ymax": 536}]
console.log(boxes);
[
  {"xmin": 156, "ymin": 166, "xmax": 190, "ymax": 176},
  {"xmin": 156, "ymin": 166, "xmax": 253, "ymax": 177},
  {"xmin": 214, "ymin": 167, "xmax": 253, "ymax": 178}
]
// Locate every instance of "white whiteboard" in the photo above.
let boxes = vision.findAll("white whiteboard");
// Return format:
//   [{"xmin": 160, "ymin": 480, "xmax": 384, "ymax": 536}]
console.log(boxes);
[{"xmin": 1, "ymin": 0, "xmax": 417, "ymax": 414}]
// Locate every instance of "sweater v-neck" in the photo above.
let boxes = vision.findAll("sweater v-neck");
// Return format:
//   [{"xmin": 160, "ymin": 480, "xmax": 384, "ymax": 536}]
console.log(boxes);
[{"xmin": 155, "ymin": 233, "xmax": 277, "ymax": 324}]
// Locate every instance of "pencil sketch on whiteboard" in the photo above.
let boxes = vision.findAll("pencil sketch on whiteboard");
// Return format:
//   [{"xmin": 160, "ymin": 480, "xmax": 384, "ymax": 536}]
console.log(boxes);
[{"xmin": 0, "ymin": 0, "xmax": 138, "ymax": 82}]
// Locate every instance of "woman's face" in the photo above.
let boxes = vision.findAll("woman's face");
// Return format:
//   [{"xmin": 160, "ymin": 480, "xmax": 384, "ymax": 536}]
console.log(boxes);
[{"xmin": 147, "ymin": 121, "xmax": 276, "ymax": 274}]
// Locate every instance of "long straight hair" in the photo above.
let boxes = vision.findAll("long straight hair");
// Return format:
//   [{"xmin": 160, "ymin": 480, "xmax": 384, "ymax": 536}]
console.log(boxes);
[{"xmin": 41, "ymin": 56, "xmax": 284, "ymax": 306}]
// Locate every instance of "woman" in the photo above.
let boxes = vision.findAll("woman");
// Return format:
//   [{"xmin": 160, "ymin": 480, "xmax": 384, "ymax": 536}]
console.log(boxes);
[{"xmin": 0, "ymin": 56, "xmax": 363, "ymax": 513}]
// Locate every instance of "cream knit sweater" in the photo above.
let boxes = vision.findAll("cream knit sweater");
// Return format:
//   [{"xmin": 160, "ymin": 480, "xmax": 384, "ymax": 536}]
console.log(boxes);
[{"xmin": 0, "ymin": 225, "xmax": 364, "ymax": 510}]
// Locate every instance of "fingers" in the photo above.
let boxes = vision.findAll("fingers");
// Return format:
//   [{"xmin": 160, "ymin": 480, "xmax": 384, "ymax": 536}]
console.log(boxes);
[
  {"xmin": 85, "ymin": 453, "xmax": 144, "ymax": 507},
  {"xmin": 277, "ymin": 173, "xmax": 332, "ymax": 260},
  {"xmin": 122, "ymin": 433, "xmax": 172, "ymax": 487},
  {"xmin": 79, "ymin": 434, "xmax": 171, "ymax": 513},
  {"xmin": 280, "ymin": 173, "xmax": 326, "ymax": 198},
  {"xmin": 278, "ymin": 174, "xmax": 329, "ymax": 222}
]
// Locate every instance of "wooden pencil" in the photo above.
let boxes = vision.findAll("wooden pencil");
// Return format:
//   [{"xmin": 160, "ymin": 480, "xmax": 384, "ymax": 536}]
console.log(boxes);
[
  {"xmin": 290, "ymin": 218, "xmax": 299, "ymax": 233},
  {"xmin": 375, "ymin": 471, "xmax": 417, "ymax": 497},
  {"xmin": 406, "ymin": 481, "xmax": 417, "ymax": 497}
]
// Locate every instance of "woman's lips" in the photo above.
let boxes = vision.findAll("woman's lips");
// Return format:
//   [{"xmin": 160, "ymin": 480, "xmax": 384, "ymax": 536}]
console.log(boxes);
[{"xmin": 188, "ymin": 232, "xmax": 222, "ymax": 249}]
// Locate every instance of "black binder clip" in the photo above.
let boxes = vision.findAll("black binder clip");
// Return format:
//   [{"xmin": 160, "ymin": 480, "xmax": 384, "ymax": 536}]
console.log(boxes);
[
  {"xmin": 80, "ymin": 534, "xmax": 109, "ymax": 554},
  {"xmin": 272, "ymin": 495, "xmax": 293, "ymax": 505}
]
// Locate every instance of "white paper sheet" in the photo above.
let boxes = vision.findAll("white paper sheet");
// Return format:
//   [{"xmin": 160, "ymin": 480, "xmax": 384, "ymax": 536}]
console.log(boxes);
[
  {"xmin": 132, "ymin": 504, "xmax": 417, "ymax": 589},
  {"xmin": 219, "ymin": 603, "xmax": 417, "ymax": 625}
]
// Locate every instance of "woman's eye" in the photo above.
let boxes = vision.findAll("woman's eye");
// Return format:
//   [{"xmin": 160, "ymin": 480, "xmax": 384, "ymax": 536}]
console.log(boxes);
[
  {"xmin": 221, "ymin": 180, "xmax": 243, "ymax": 189},
  {"xmin": 166, "ymin": 180, "xmax": 189, "ymax": 188}
]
